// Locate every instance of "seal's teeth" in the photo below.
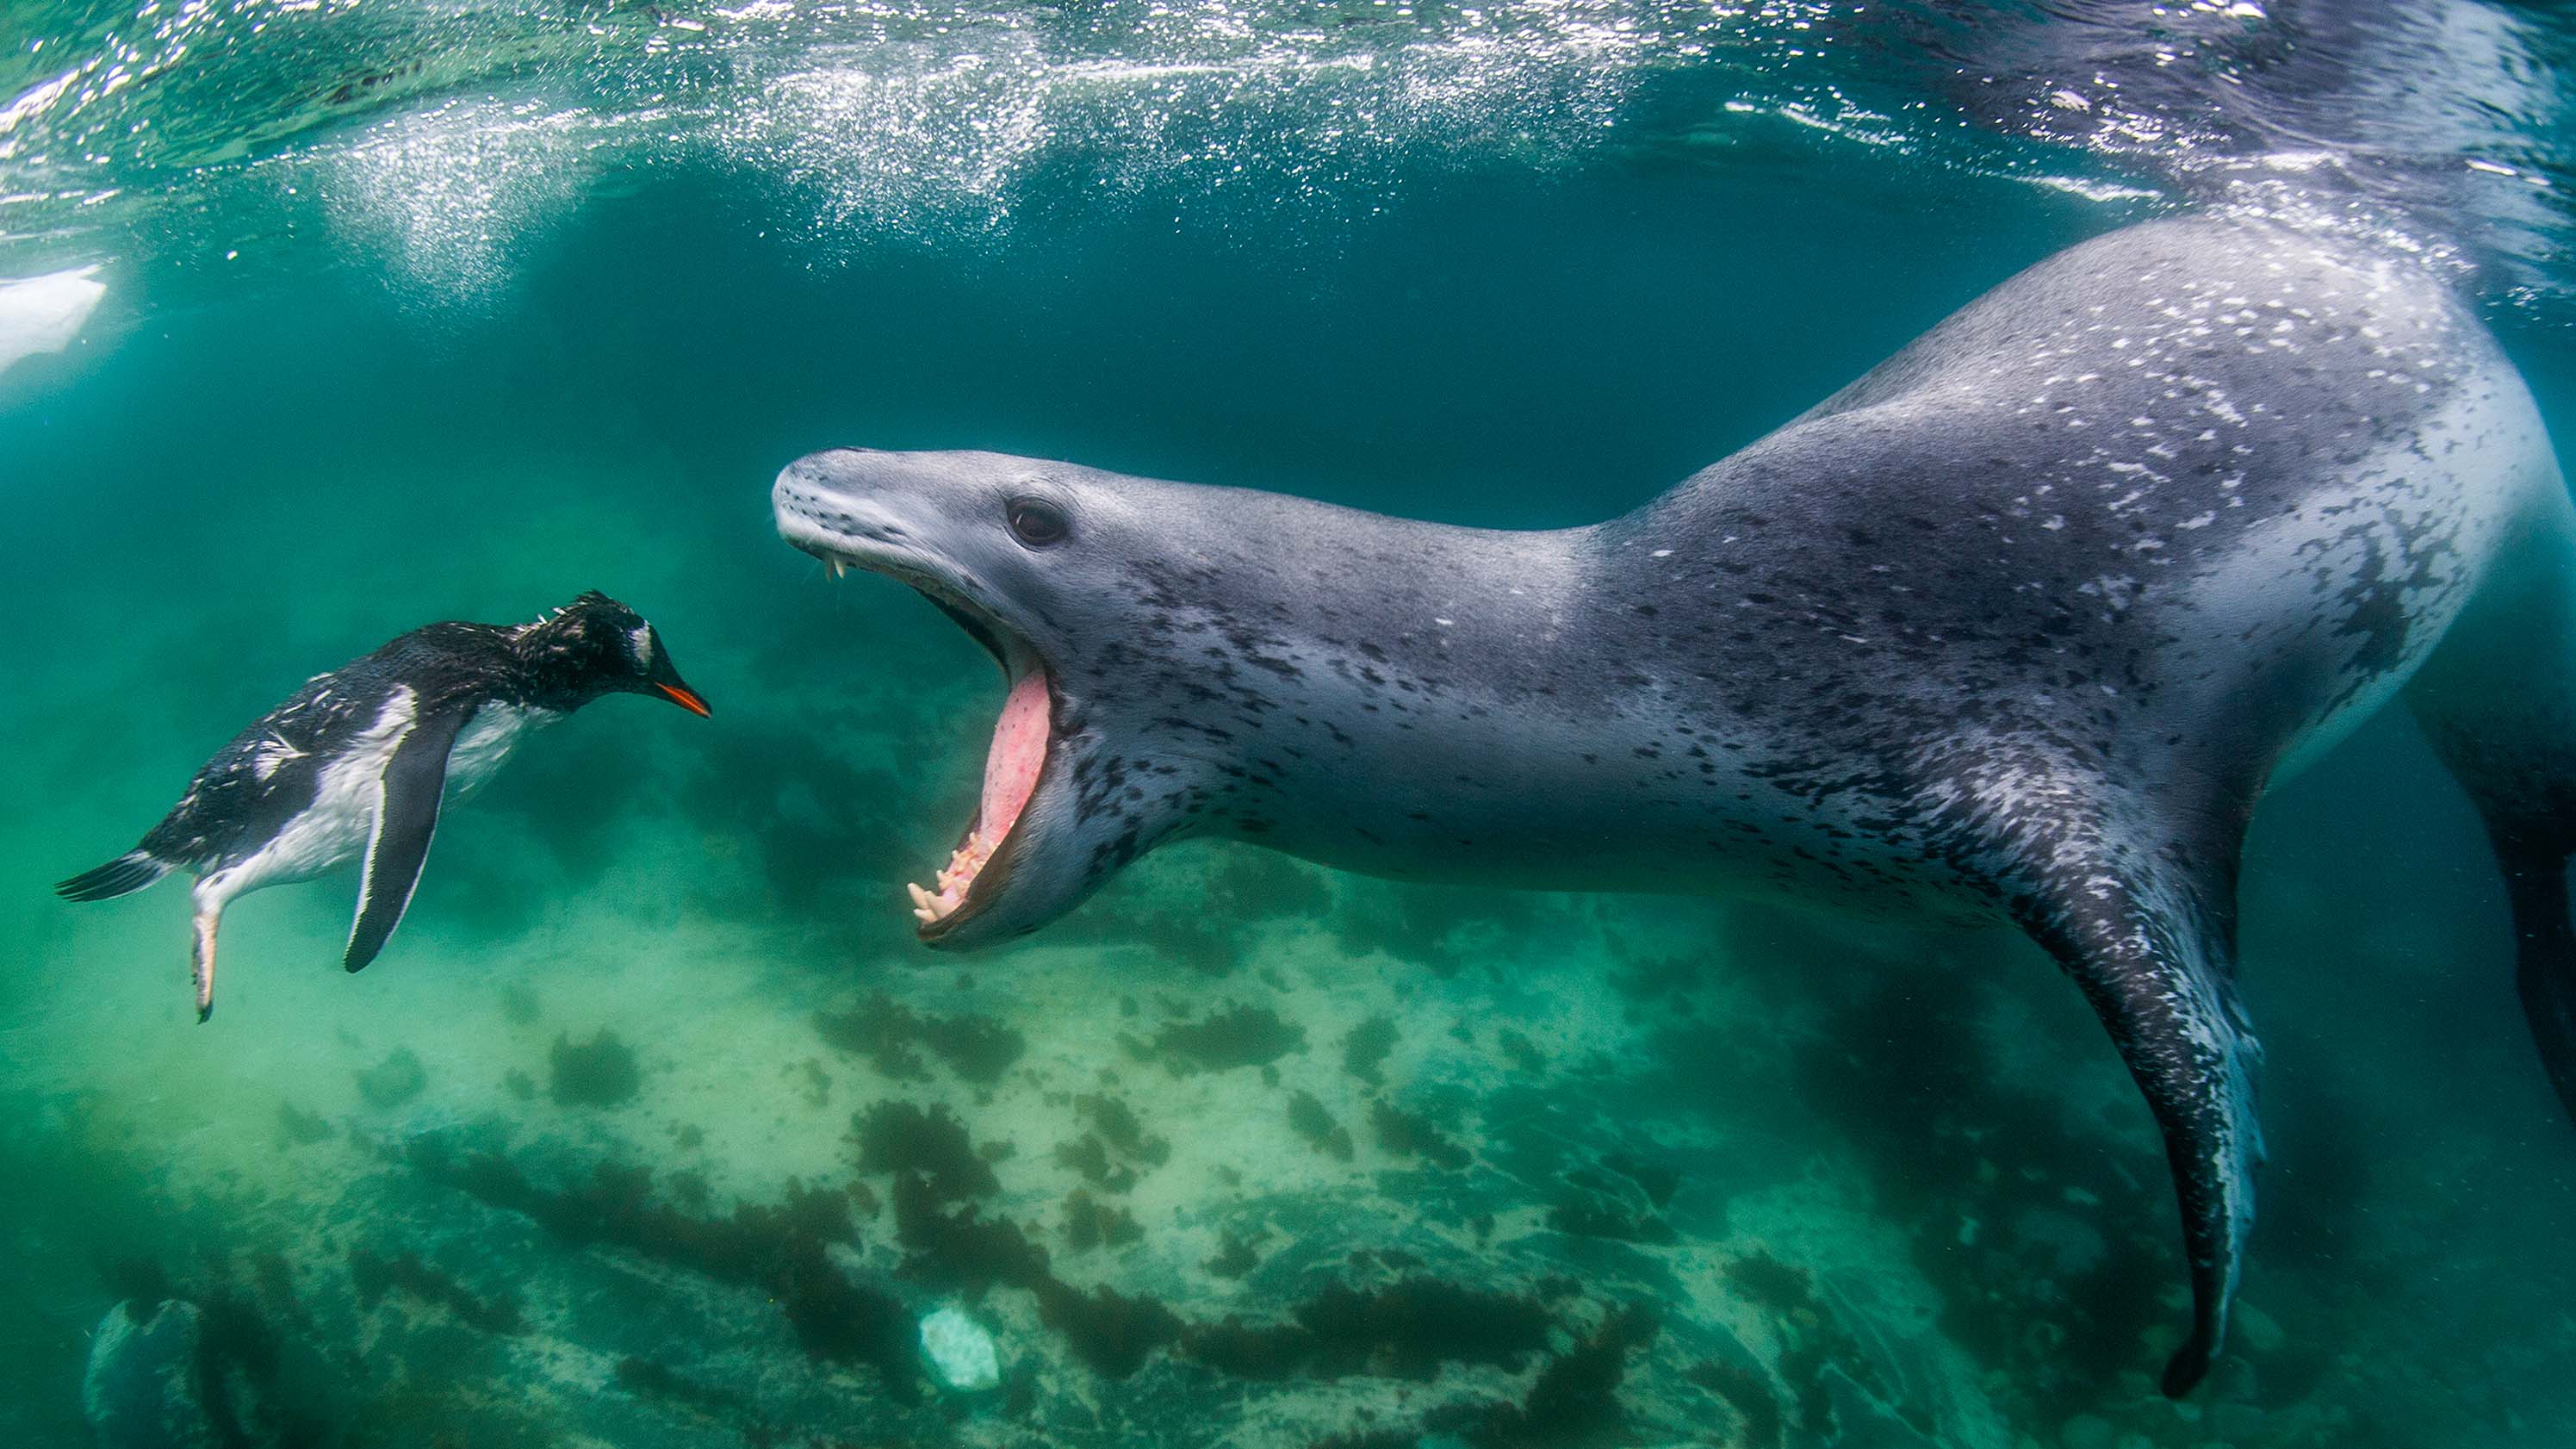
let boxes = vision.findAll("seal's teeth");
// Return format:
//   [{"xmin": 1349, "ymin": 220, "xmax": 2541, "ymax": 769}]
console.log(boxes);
[{"xmin": 914, "ymin": 824, "xmax": 1005, "ymax": 927}]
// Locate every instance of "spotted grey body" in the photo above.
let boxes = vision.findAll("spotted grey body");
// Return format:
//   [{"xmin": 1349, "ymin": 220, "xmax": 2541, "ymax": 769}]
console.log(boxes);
[
  {"xmin": 773, "ymin": 215, "xmax": 2576, "ymax": 1397},
  {"xmin": 57, "ymin": 593, "xmax": 710, "ymax": 1020}
]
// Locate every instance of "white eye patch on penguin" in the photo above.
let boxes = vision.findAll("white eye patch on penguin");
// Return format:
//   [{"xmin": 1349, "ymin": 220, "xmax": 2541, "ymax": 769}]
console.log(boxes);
[{"xmin": 55, "ymin": 592, "xmax": 711, "ymax": 1021}]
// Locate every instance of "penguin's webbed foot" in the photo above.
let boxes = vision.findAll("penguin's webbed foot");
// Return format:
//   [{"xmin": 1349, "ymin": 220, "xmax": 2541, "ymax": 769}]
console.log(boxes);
[{"xmin": 190, "ymin": 905, "xmax": 220, "ymax": 1024}]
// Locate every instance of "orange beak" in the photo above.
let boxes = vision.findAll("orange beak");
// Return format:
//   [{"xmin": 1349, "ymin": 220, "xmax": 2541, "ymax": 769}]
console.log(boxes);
[{"xmin": 655, "ymin": 682, "xmax": 712, "ymax": 718}]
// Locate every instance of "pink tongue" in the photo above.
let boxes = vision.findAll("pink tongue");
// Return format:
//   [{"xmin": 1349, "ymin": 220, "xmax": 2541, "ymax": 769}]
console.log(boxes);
[{"xmin": 980, "ymin": 671, "xmax": 1050, "ymax": 840}]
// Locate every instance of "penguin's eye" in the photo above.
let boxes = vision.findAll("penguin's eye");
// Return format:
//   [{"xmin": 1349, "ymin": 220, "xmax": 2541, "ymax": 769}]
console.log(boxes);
[{"xmin": 1007, "ymin": 497, "xmax": 1070, "ymax": 549}]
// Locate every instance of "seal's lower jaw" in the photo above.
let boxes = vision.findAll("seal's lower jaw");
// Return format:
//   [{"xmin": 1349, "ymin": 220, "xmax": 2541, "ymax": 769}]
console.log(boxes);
[
  {"xmin": 788, "ymin": 536, "xmax": 1059, "ymax": 947},
  {"xmin": 907, "ymin": 663, "xmax": 1051, "ymax": 942}
]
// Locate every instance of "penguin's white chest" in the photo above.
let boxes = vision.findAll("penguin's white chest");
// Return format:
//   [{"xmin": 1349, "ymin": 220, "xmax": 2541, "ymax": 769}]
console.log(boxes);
[
  {"xmin": 210, "ymin": 689, "xmax": 421, "ymax": 898},
  {"xmin": 201, "ymin": 696, "xmax": 556, "ymax": 904},
  {"xmin": 444, "ymin": 701, "xmax": 559, "ymax": 801}
]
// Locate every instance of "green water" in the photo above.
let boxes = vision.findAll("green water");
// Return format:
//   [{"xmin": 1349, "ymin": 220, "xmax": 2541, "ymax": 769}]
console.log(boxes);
[{"xmin": 10, "ymin": 2, "xmax": 2576, "ymax": 1446}]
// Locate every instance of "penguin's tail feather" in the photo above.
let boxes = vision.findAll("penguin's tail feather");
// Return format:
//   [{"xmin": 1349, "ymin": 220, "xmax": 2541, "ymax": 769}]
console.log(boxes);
[{"xmin": 56, "ymin": 850, "xmax": 171, "ymax": 902}]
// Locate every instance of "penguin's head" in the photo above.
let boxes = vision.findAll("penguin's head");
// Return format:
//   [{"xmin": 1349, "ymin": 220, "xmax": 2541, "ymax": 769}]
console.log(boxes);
[{"xmin": 525, "ymin": 591, "xmax": 712, "ymax": 716}]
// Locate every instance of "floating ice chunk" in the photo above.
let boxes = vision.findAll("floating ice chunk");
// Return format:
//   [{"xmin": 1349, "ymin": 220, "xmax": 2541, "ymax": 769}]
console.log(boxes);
[
  {"xmin": 0, "ymin": 264, "xmax": 105, "ymax": 377},
  {"xmin": 920, "ymin": 1304, "xmax": 1001, "ymax": 1392}
]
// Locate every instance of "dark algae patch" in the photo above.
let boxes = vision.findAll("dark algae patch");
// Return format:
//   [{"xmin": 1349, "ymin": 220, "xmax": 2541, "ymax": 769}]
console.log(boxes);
[
  {"xmin": 1185, "ymin": 1278, "xmax": 1556, "ymax": 1384},
  {"xmin": 1078, "ymin": 1091, "xmax": 1168, "ymax": 1163},
  {"xmin": 355, "ymin": 1048, "xmax": 426, "ymax": 1109},
  {"xmin": 1063, "ymin": 1189, "xmax": 1143, "ymax": 1251},
  {"xmin": 1288, "ymin": 1091, "xmax": 1354, "ymax": 1160},
  {"xmin": 852, "ymin": 1101, "xmax": 1000, "ymax": 1200},
  {"xmin": 1203, "ymin": 1231, "xmax": 1263, "ymax": 1278},
  {"xmin": 1183, "ymin": 1314, "xmax": 1316, "ymax": 1380},
  {"xmin": 1369, "ymin": 1098, "xmax": 1472, "ymax": 1170},
  {"xmin": 1266, "ymin": 1299, "xmax": 1655, "ymax": 1448},
  {"xmin": 1033, "ymin": 1278, "xmax": 1186, "ymax": 1377},
  {"xmin": 1307, "ymin": 1434, "xmax": 1416, "ymax": 1449},
  {"xmin": 1546, "ymin": 1148, "xmax": 1683, "ymax": 1241},
  {"xmin": 1686, "ymin": 1357, "xmax": 1784, "ymax": 1449},
  {"xmin": 349, "ymin": 1246, "xmax": 523, "ymax": 1334},
  {"xmin": 406, "ymin": 1139, "xmax": 917, "ymax": 1396},
  {"xmin": 1545, "ymin": 1166, "xmax": 1676, "ymax": 1244},
  {"xmin": 1598, "ymin": 1151, "xmax": 1679, "ymax": 1209},
  {"xmin": 1146, "ymin": 1001, "xmax": 1306, "ymax": 1073},
  {"xmin": 1055, "ymin": 1091, "xmax": 1171, "ymax": 1191},
  {"xmin": 1342, "ymin": 1016, "xmax": 1398, "ymax": 1085},
  {"xmin": 815, "ymin": 991, "xmax": 1027, "ymax": 1084},
  {"xmin": 1296, "ymin": 1278, "xmax": 1552, "ymax": 1378},
  {"xmin": 275, "ymin": 1102, "xmax": 331, "ymax": 1146},
  {"xmin": 1723, "ymin": 1253, "xmax": 1810, "ymax": 1314},
  {"xmin": 1054, "ymin": 1132, "xmax": 1121, "ymax": 1189},
  {"xmin": 1719, "ymin": 1252, "xmax": 1890, "ymax": 1439},
  {"xmin": 891, "ymin": 1172, "xmax": 1047, "ymax": 1296},
  {"xmin": 613, "ymin": 1355, "xmax": 760, "ymax": 1423},
  {"xmin": 1495, "ymin": 1029, "xmax": 1546, "ymax": 1074},
  {"xmin": 549, "ymin": 1029, "xmax": 642, "ymax": 1108},
  {"xmin": 1425, "ymin": 1303, "xmax": 1660, "ymax": 1448},
  {"xmin": 845, "ymin": 1098, "xmax": 1189, "ymax": 1378},
  {"xmin": 855, "ymin": 1099, "xmax": 1048, "ymax": 1297}
]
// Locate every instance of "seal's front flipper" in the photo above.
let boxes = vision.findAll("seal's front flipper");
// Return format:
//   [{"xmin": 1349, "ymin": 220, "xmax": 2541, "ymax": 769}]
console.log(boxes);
[
  {"xmin": 2404, "ymin": 520, "xmax": 2576, "ymax": 1126},
  {"xmin": 2009, "ymin": 843, "xmax": 2263, "ymax": 1397},
  {"xmin": 345, "ymin": 709, "xmax": 466, "ymax": 973},
  {"xmin": 2481, "ymin": 834, "xmax": 2576, "ymax": 1124}
]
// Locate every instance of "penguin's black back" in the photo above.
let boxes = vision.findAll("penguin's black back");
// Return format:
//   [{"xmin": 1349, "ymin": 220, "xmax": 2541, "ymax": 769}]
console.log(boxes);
[{"xmin": 140, "ymin": 622, "xmax": 535, "ymax": 871}]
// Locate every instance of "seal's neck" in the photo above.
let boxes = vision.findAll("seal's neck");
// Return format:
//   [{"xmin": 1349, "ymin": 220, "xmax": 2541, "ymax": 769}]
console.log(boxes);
[{"xmin": 1104, "ymin": 508, "xmax": 1707, "ymax": 883}]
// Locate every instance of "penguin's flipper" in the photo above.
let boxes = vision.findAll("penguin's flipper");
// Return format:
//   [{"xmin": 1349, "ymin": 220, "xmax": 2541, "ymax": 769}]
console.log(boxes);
[
  {"xmin": 2010, "ymin": 841, "xmax": 2262, "ymax": 1398},
  {"xmin": 345, "ymin": 708, "xmax": 467, "ymax": 973}
]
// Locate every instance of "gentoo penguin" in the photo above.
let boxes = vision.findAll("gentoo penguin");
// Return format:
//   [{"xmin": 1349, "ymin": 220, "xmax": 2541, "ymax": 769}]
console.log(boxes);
[{"xmin": 56, "ymin": 592, "xmax": 711, "ymax": 1020}]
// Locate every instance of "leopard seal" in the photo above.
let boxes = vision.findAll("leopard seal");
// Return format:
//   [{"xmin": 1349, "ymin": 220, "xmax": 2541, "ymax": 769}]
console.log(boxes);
[{"xmin": 771, "ymin": 215, "xmax": 2575, "ymax": 1396}]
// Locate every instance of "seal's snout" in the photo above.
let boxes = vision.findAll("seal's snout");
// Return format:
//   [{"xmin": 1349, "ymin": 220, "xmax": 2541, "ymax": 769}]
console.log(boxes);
[
  {"xmin": 773, "ymin": 448, "xmax": 947, "ymax": 533},
  {"xmin": 774, "ymin": 450, "xmax": 904, "ymax": 564},
  {"xmin": 773, "ymin": 448, "xmax": 867, "ymax": 510}
]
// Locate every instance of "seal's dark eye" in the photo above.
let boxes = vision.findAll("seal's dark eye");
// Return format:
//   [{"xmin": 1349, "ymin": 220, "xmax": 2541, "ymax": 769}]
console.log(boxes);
[{"xmin": 1007, "ymin": 497, "xmax": 1070, "ymax": 548}]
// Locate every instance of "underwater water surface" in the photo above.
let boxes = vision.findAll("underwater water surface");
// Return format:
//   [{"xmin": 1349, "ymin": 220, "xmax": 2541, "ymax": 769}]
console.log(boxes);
[{"xmin": 8, "ymin": 1, "xmax": 2576, "ymax": 1446}]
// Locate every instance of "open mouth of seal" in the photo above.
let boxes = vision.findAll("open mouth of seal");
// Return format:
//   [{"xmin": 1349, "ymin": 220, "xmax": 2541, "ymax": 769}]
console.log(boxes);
[{"xmin": 807, "ymin": 549, "xmax": 1056, "ymax": 942}]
